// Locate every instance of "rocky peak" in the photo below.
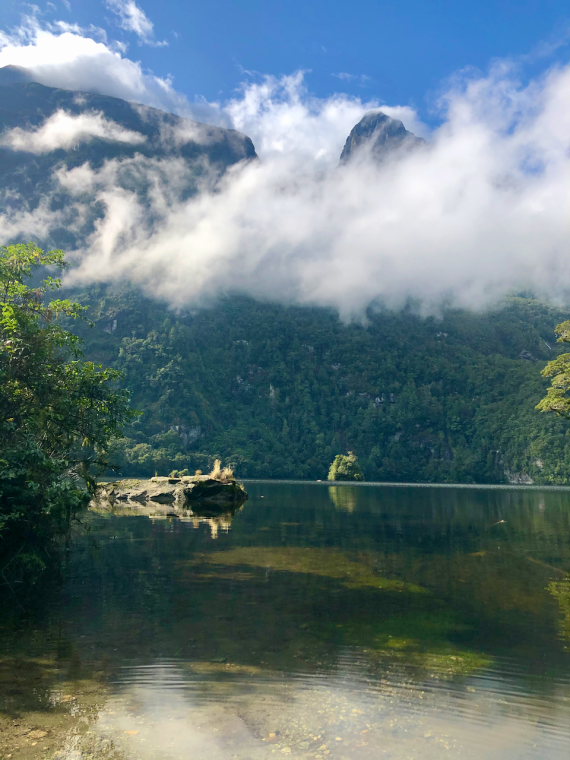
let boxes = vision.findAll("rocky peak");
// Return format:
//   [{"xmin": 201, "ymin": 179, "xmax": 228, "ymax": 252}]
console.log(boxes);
[{"xmin": 340, "ymin": 110, "xmax": 423, "ymax": 164}]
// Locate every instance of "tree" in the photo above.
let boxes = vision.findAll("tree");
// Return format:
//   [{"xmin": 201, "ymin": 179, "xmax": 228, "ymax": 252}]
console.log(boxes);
[
  {"xmin": 327, "ymin": 451, "xmax": 364, "ymax": 481},
  {"xmin": 536, "ymin": 321, "xmax": 570, "ymax": 418},
  {"xmin": 0, "ymin": 244, "xmax": 131, "ymax": 570}
]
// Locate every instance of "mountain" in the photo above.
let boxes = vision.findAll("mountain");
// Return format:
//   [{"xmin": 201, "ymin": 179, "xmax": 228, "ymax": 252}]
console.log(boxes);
[
  {"xmin": 340, "ymin": 111, "xmax": 423, "ymax": 163},
  {"xmin": 0, "ymin": 66, "xmax": 256, "ymax": 250},
  {"xmin": 0, "ymin": 72, "xmax": 568, "ymax": 484},
  {"xmin": 73, "ymin": 287, "xmax": 570, "ymax": 484},
  {"xmin": 0, "ymin": 65, "xmax": 34, "ymax": 85}
]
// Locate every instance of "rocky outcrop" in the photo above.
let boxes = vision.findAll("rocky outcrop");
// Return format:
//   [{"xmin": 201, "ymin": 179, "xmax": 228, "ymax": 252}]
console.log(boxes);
[
  {"xmin": 504, "ymin": 470, "xmax": 534, "ymax": 485},
  {"xmin": 95, "ymin": 475, "xmax": 248, "ymax": 512},
  {"xmin": 340, "ymin": 111, "xmax": 423, "ymax": 164}
]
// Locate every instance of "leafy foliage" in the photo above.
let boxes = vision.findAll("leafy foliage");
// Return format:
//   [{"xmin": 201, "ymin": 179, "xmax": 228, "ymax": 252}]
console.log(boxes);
[
  {"xmin": 0, "ymin": 244, "xmax": 131, "ymax": 572},
  {"xmin": 328, "ymin": 452, "xmax": 364, "ymax": 481},
  {"xmin": 68, "ymin": 285, "xmax": 570, "ymax": 484},
  {"xmin": 536, "ymin": 321, "xmax": 570, "ymax": 418}
]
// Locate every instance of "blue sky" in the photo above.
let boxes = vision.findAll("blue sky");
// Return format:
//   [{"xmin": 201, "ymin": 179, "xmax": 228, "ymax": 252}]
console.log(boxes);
[{"xmin": 0, "ymin": 0, "xmax": 569, "ymax": 118}]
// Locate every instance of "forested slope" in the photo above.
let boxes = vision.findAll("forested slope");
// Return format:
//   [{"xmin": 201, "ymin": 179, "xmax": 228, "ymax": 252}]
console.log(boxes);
[{"xmin": 72, "ymin": 286, "xmax": 570, "ymax": 484}]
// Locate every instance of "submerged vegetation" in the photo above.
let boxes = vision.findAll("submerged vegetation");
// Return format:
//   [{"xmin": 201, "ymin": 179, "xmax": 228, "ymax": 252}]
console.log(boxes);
[{"xmin": 0, "ymin": 244, "xmax": 130, "ymax": 579}]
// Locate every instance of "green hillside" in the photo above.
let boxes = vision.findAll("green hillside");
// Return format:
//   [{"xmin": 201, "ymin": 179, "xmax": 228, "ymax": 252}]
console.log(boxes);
[{"xmin": 71, "ymin": 285, "xmax": 570, "ymax": 484}]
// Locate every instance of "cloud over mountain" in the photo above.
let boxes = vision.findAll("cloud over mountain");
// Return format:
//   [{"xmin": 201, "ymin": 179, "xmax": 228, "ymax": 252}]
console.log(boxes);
[
  {"xmin": 67, "ymin": 65, "xmax": 570, "ymax": 319},
  {"xmin": 0, "ymin": 21, "xmax": 184, "ymax": 112},
  {"xmin": 0, "ymin": 109, "xmax": 146, "ymax": 153},
  {"xmin": 0, "ymin": 15, "xmax": 569, "ymax": 318}
]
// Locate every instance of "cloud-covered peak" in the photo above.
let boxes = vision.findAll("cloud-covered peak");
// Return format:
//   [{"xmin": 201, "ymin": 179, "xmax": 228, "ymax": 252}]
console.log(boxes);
[
  {"xmin": 1, "ymin": 13, "xmax": 569, "ymax": 321},
  {"xmin": 340, "ymin": 110, "xmax": 424, "ymax": 164},
  {"xmin": 0, "ymin": 27, "xmax": 184, "ymax": 113}
]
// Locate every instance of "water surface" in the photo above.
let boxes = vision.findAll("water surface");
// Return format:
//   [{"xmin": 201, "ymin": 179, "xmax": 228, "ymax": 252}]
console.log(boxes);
[{"xmin": 1, "ymin": 482, "xmax": 570, "ymax": 759}]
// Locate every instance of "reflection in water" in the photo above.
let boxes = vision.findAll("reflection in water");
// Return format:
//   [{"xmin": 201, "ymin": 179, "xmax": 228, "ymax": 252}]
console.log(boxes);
[
  {"xmin": 2, "ymin": 483, "xmax": 570, "ymax": 758},
  {"xmin": 185, "ymin": 501, "xmax": 245, "ymax": 538},
  {"xmin": 94, "ymin": 500, "xmax": 245, "ymax": 539},
  {"xmin": 149, "ymin": 508, "xmax": 242, "ymax": 539},
  {"xmin": 549, "ymin": 575, "xmax": 570, "ymax": 650},
  {"xmin": 328, "ymin": 485, "xmax": 359, "ymax": 513}
]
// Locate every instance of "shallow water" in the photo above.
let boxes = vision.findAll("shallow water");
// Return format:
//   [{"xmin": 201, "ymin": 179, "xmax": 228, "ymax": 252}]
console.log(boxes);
[{"xmin": 1, "ymin": 482, "xmax": 570, "ymax": 759}]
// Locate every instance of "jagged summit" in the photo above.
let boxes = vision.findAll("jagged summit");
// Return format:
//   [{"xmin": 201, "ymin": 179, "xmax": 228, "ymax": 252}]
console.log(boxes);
[
  {"xmin": 0, "ymin": 65, "xmax": 34, "ymax": 85},
  {"xmin": 340, "ymin": 110, "xmax": 423, "ymax": 164}
]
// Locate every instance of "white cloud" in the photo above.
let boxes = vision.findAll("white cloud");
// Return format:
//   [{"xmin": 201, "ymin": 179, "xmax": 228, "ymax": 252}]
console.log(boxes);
[
  {"xmin": 332, "ymin": 72, "xmax": 372, "ymax": 87},
  {"xmin": 0, "ymin": 109, "xmax": 146, "ymax": 152},
  {"xmin": 223, "ymin": 71, "xmax": 383, "ymax": 163},
  {"xmin": 0, "ymin": 197, "xmax": 68, "ymax": 244},
  {"xmin": 55, "ymin": 66, "xmax": 570, "ymax": 320},
  {"xmin": 105, "ymin": 0, "xmax": 166, "ymax": 46},
  {"xmin": 0, "ymin": 24, "xmax": 184, "ymax": 111}
]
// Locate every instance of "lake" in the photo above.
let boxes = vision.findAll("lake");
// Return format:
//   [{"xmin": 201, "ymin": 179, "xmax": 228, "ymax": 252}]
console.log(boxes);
[{"xmin": 1, "ymin": 481, "xmax": 570, "ymax": 759}]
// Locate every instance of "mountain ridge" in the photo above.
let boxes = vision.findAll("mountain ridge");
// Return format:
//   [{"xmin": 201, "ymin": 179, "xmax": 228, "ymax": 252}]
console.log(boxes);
[{"xmin": 0, "ymin": 67, "xmax": 256, "ymax": 251}]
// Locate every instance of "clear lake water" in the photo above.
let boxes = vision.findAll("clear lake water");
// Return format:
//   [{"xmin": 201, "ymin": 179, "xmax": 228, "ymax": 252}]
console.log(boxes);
[{"xmin": 1, "ymin": 481, "xmax": 570, "ymax": 759}]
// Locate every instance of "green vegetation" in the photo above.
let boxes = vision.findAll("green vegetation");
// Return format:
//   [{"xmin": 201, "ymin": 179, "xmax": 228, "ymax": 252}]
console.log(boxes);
[
  {"xmin": 193, "ymin": 546, "xmax": 427, "ymax": 593},
  {"xmin": 190, "ymin": 545, "xmax": 490, "ymax": 677},
  {"xmin": 69, "ymin": 285, "xmax": 570, "ymax": 484},
  {"xmin": 0, "ymin": 244, "xmax": 130, "ymax": 578},
  {"xmin": 327, "ymin": 451, "xmax": 364, "ymax": 481},
  {"xmin": 537, "ymin": 320, "xmax": 570, "ymax": 418}
]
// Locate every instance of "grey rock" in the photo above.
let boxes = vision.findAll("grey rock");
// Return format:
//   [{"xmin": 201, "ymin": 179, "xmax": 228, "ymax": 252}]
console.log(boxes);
[
  {"xmin": 126, "ymin": 488, "xmax": 148, "ymax": 503},
  {"xmin": 146, "ymin": 487, "xmax": 176, "ymax": 504},
  {"xmin": 340, "ymin": 111, "xmax": 424, "ymax": 164},
  {"xmin": 95, "ymin": 475, "xmax": 247, "ymax": 513}
]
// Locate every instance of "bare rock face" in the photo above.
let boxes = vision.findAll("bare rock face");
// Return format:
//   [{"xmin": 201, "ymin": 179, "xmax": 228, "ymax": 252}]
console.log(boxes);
[
  {"xmin": 340, "ymin": 111, "xmax": 423, "ymax": 164},
  {"xmin": 179, "ymin": 478, "xmax": 248, "ymax": 508}
]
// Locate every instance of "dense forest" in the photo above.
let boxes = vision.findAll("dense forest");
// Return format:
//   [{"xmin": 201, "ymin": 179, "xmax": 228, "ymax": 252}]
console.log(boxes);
[
  {"xmin": 70, "ymin": 285, "xmax": 570, "ymax": 484},
  {"xmin": 0, "ymin": 245, "xmax": 130, "ymax": 576}
]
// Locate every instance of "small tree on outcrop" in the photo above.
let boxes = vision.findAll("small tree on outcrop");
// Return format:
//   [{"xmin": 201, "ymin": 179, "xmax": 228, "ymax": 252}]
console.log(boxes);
[{"xmin": 327, "ymin": 451, "xmax": 364, "ymax": 481}]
